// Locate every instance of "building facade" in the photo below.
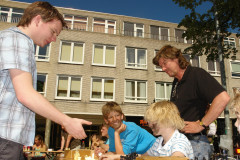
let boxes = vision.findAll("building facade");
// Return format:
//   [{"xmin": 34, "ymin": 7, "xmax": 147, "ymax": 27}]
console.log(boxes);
[{"xmin": 1, "ymin": 0, "xmax": 240, "ymax": 148}]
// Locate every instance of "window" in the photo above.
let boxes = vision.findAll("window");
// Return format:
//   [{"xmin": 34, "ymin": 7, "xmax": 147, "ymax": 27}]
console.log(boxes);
[
  {"xmin": 56, "ymin": 75, "xmax": 82, "ymax": 99},
  {"xmin": 208, "ymin": 59, "xmax": 220, "ymax": 76},
  {"xmin": 64, "ymin": 14, "xmax": 87, "ymax": 31},
  {"xmin": 126, "ymin": 47, "xmax": 147, "ymax": 69},
  {"xmin": 154, "ymin": 50, "xmax": 162, "ymax": 71},
  {"xmin": 125, "ymin": 80, "xmax": 147, "ymax": 103},
  {"xmin": 0, "ymin": 6, "xmax": 24, "ymax": 23},
  {"xmin": 93, "ymin": 18, "xmax": 116, "ymax": 34},
  {"xmin": 230, "ymin": 60, "xmax": 240, "ymax": 78},
  {"xmin": 93, "ymin": 44, "xmax": 115, "ymax": 66},
  {"xmin": 91, "ymin": 78, "xmax": 115, "ymax": 101},
  {"xmin": 183, "ymin": 54, "xmax": 200, "ymax": 67},
  {"xmin": 59, "ymin": 41, "xmax": 84, "ymax": 64},
  {"xmin": 224, "ymin": 37, "xmax": 236, "ymax": 48},
  {"xmin": 124, "ymin": 22, "xmax": 144, "ymax": 37},
  {"xmin": 37, "ymin": 73, "xmax": 47, "ymax": 96},
  {"xmin": 150, "ymin": 25, "xmax": 169, "ymax": 41},
  {"xmin": 175, "ymin": 29, "xmax": 192, "ymax": 44},
  {"xmin": 155, "ymin": 82, "xmax": 172, "ymax": 101},
  {"xmin": 35, "ymin": 44, "xmax": 50, "ymax": 61}
]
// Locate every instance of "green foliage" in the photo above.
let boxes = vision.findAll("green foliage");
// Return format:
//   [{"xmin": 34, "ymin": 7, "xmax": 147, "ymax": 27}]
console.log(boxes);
[{"xmin": 172, "ymin": 0, "xmax": 240, "ymax": 61}]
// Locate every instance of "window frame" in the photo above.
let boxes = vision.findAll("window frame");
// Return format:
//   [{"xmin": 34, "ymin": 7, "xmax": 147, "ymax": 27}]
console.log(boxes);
[
  {"xmin": 92, "ymin": 44, "xmax": 116, "ymax": 67},
  {"xmin": 230, "ymin": 60, "xmax": 240, "ymax": 78},
  {"xmin": 124, "ymin": 80, "xmax": 147, "ymax": 103},
  {"xmin": 207, "ymin": 59, "xmax": 221, "ymax": 76},
  {"xmin": 90, "ymin": 77, "xmax": 115, "ymax": 101},
  {"xmin": 155, "ymin": 81, "xmax": 172, "ymax": 102},
  {"xmin": 55, "ymin": 75, "xmax": 82, "ymax": 100},
  {"xmin": 224, "ymin": 37, "xmax": 236, "ymax": 48},
  {"xmin": 183, "ymin": 54, "xmax": 201, "ymax": 68},
  {"xmin": 35, "ymin": 44, "xmax": 51, "ymax": 61},
  {"xmin": 59, "ymin": 40, "xmax": 85, "ymax": 64},
  {"xmin": 37, "ymin": 73, "xmax": 48, "ymax": 97},
  {"xmin": 0, "ymin": 6, "xmax": 24, "ymax": 23},
  {"xmin": 150, "ymin": 25, "xmax": 170, "ymax": 41},
  {"xmin": 123, "ymin": 22, "xmax": 144, "ymax": 38},
  {"xmin": 64, "ymin": 14, "xmax": 88, "ymax": 31},
  {"xmin": 93, "ymin": 18, "xmax": 116, "ymax": 34},
  {"xmin": 175, "ymin": 29, "xmax": 192, "ymax": 44},
  {"xmin": 125, "ymin": 47, "xmax": 147, "ymax": 69}
]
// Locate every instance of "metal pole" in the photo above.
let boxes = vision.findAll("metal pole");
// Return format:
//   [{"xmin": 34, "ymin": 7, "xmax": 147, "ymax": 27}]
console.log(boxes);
[{"xmin": 214, "ymin": 2, "xmax": 233, "ymax": 156}]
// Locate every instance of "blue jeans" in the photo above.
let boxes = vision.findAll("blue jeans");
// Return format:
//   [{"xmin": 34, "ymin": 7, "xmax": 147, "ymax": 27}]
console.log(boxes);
[
  {"xmin": 190, "ymin": 135, "xmax": 211, "ymax": 160},
  {"xmin": 0, "ymin": 137, "xmax": 25, "ymax": 160}
]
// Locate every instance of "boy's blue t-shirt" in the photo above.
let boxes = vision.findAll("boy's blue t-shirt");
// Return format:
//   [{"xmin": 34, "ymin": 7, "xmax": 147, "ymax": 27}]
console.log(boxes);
[{"xmin": 108, "ymin": 121, "xmax": 156, "ymax": 154}]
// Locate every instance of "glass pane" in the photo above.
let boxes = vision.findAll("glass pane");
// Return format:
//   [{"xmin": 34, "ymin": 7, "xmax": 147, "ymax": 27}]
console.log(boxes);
[
  {"xmin": 105, "ymin": 46, "xmax": 114, "ymax": 65},
  {"xmin": 166, "ymin": 83, "xmax": 172, "ymax": 99},
  {"xmin": 150, "ymin": 26, "xmax": 159, "ymax": 40},
  {"xmin": 74, "ymin": 21, "xmax": 87, "ymax": 30},
  {"xmin": 175, "ymin": 29, "xmax": 184, "ymax": 43},
  {"xmin": 92, "ymin": 79, "xmax": 102, "ymax": 98},
  {"xmin": 137, "ymin": 82, "xmax": 146, "ymax": 100},
  {"xmin": 61, "ymin": 42, "xmax": 71, "ymax": 61},
  {"xmin": 70, "ymin": 77, "xmax": 80, "ymax": 98},
  {"xmin": 11, "ymin": 13, "xmax": 22, "ymax": 23},
  {"xmin": 57, "ymin": 77, "xmax": 68, "ymax": 97},
  {"xmin": 108, "ymin": 25, "xmax": 114, "ymax": 34},
  {"xmin": 94, "ymin": 23, "xmax": 105, "ymax": 33},
  {"xmin": 156, "ymin": 83, "xmax": 164, "ymax": 99},
  {"xmin": 126, "ymin": 48, "xmax": 135, "ymax": 67},
  {"xmin": 191, "ymin": 56, "xmax": 199, "ymax": 67},
  {"xmin": 137, "ymin": 29, "xmax": 143, "ymax": 37},
  {"xmin": 0, "ymin": 6, "xmax": 10, "ymax": 12},
  {"xmin": 37, "ymin": 74, "xmax": 46, "ymax": 92},
  {"xmin": 12, "ymin": 8, "xmax": 24, "ymax": 13},
  {"xmin": 183, "ymin": 54, "xmax": 190, "ymax": 63},
  {"xmin": 124, "ymin": 22, "xmax": 134, "ymax": 36},
  {"xmin": 161, "ymin": 28, "xmax": 169, "ymax": 41},
  {"xmin": 38, "ymin": 44, "xmax": 49, "ymax": 59},
  {"xmin": 232, "ymin": 63, "xmax": 240, "ymax": 72},
  {"xmin": 137, "ymin": 49, "xmax": 146, "ymax": 67},
  {"xmin": 104, "ymin": 80, "xmax": 113, "ymax": 99},
  {"xmin": 94, "ymin": 45, "xmax": 103, "ymax": 64},
  {"xmin": 126, "ymin": 81, "xmax": 135, "ymax": 100},
  {"xmin": 73, "ymin": 43, "xmax": 83, "ymax": 62},
  {"xmin": 208, "ymin": 61, "xmax": 215, "ymax": 71}
]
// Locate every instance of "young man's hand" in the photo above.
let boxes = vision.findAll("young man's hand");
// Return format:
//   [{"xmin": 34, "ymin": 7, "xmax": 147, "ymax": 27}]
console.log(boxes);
[{"xmin": 63, "ymin": 118, "xmax": 92, "ymax": 139}]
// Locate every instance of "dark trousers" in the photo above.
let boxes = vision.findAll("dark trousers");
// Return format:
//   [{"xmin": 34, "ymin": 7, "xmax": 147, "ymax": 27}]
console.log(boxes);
[{"xmin": 0, "ymin": 137, "xmax": 25, "ymax": 160}]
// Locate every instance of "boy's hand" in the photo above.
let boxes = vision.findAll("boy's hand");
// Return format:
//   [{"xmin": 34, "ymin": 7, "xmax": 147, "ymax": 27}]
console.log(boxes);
[{"xmin": 115, "ymin": 123, "xmax": 126, "ymax": 134}]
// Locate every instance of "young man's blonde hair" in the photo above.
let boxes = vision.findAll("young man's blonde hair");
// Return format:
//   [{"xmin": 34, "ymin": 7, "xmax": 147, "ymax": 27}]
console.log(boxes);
[
  {"xmin": 17, "ymin": 1, "xmax": 67, "ymax": 28},
  {"xmin": 102, "ymin": 101, "xmax": 123, "ymax": 119},
  {"xmin": 144, "ymin": 100, "xmax": 184, "ymax": 130}
]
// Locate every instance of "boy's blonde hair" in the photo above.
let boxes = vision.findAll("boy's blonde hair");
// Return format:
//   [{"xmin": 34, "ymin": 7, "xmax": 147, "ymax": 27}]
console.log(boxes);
[
  {"xmin": 230, "ymin": 88, "xmax": 240, "ymax": 112},
  {"xmin": 144, "ymin": 100, "xmax": 184, "ymax": 130},
  {"xmin": 102, "ymin": 101, "xmax": 123, "ymax": 119}
]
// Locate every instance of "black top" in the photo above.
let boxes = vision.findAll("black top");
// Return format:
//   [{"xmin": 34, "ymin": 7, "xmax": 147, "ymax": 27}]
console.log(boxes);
[{"xmin": 170, "ymin": 66, "xmax": 225, "ymax": 121}]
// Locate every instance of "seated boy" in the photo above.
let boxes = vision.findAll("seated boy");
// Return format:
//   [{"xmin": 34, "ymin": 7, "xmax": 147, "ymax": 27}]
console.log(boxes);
[
  {"xmin": 144, "ymin": 101, "xmax": 194, "ymax": 159},
  {"xmin": 99, "ymin": 101, "xmax": 156, "ymax": 156}
]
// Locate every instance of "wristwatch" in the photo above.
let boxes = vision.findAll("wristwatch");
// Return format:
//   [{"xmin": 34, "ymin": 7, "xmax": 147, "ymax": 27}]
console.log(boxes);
[{"xmin": 199, "ymin": 121, "xmax": 207, "ymax": 130}]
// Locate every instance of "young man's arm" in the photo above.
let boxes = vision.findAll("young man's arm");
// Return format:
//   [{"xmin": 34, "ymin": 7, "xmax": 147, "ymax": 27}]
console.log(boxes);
[
  {"xmin": 10, "ymin": 69, "xmax": 92, "ymax": 139},
  {"xmin": 114, "ymin": 123, "xmax": 126, "ymax": 155}
]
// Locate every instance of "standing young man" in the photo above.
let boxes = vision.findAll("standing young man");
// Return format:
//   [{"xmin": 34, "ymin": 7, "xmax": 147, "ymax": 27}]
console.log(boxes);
[
  {"xmin": 0, "ymin": 2, "xmax": 92, "ymax": 159},
  {"xmin": 152, "ymin": 45, "xmax": 230, "ymax": 160}
]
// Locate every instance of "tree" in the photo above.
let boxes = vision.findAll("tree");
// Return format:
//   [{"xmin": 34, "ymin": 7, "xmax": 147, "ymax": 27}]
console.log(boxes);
[{"xmin": 172, "ymin": 0, "xmax": 240, "ymax": 156}]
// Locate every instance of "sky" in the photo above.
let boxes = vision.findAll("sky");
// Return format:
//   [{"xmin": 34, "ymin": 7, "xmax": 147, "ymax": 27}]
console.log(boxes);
[{"xmin": 13, "ymin": 0, "xmax": 212, "ymax": 24}]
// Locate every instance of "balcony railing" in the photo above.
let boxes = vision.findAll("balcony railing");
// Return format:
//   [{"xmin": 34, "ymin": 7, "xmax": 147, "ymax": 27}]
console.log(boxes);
[{"xmin": 0, "ymin": 15, "xmax": 190, "ymax": 44}]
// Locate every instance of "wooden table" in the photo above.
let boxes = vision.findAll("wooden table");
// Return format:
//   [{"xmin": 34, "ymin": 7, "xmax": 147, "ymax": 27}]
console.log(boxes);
[{"xmin": 23, "ymin": 150, "xmax": 64, "ymax": 160}]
